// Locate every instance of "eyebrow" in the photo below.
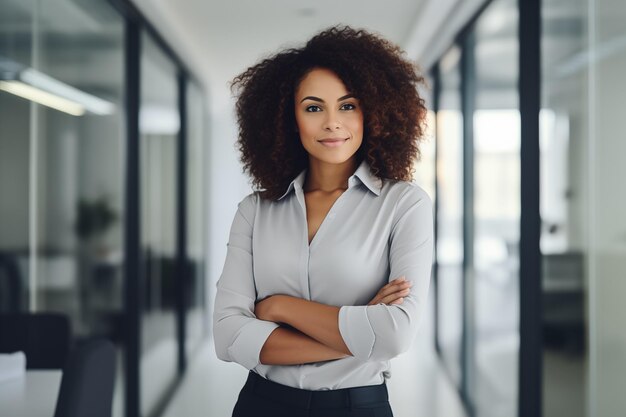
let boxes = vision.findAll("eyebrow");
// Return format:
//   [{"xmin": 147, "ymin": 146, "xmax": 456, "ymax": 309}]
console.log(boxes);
[{"xmin": 300, "ymin": 94, "xmax": 355, "ymax": 104}]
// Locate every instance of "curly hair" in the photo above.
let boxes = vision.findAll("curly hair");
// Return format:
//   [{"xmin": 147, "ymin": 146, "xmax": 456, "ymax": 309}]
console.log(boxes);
[{"xmin": 231, "ymin": 25, "xmax": 428, "ymax": 200}]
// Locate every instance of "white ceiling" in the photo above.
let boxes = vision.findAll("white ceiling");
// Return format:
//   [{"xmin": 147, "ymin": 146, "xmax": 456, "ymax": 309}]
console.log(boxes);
[
  {"xmin": 130, "ymin": 0, "xmax": 480, "ymax": 111},
  {"xmin": 135, "ymin": 0, "xmax": 423, "ymax": 84},
  {"xmin": 162, "ymin": 0, "xmax": 424, "ymax": 81}
]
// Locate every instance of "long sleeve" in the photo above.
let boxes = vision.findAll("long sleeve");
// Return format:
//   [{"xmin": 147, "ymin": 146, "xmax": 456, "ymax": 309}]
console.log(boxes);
[
  {"xmin": 212, "ymin": 193, "xmax": 280, "ymax": 370},
  {"xmin": 337, "ymin": 185, "xmax": 434, "ymax": 362}
]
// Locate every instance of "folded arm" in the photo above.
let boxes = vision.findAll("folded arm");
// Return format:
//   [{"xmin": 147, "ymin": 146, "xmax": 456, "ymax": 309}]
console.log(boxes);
[
  {"xmin": 259, "ymin": 326, "xmax": 349, "ymax": 365},
  {"xmin": 214, "ymin": 187, "xmax": 433, "ymax": 368},
  {"xmin": 213, "ymin": 194, "xmax": 279, "ymax": 370},
  {"xmin": 256, "ymin": 187, "xmax": 434, "ymax": 362},
  {"xmin": 255, "ymin": 277, "xmax": 413, "ymax": 357},
  {"xmin": 213, "ymin": 194, "xmax": 351, "ymax": 368}
]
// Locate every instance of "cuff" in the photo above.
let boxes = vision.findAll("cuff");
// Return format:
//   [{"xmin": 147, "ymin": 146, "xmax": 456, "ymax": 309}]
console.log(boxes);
[
  {"xmin": 227, "ymin": 320, "xmax": 280, "ymax": 370},
  {"xmin": 338, "ymin": 305, "xmax": 376, "ymax": 361}
]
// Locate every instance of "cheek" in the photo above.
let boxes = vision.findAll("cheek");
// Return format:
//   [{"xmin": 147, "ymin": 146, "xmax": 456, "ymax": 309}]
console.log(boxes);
[
  {"xmin": 348, "ymin": 114, "xmax": 364, "ymax": 136},
  {"xmin": 295, "ymin": 115, "xmax": 316, "ymax": 138},
  {"xmin": 297, "ymin": 124, "xmax": 316, "ymax": 148}
]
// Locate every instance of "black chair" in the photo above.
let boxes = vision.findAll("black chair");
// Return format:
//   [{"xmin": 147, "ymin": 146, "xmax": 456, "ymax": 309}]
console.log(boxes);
[
  {"xmin": 0, "ymin": 313, "xmax": 71, "ymax": 369},
  {"xmin": 0, "ymin": 251, "xmax": 23, "ymax": 312},
  {"xmin": 54, "ymin": 338, "xmax": 116, "ymax": 417}
]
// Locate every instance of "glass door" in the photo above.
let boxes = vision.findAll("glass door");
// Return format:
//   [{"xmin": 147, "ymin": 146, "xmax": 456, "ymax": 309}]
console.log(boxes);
[
  {"xmin": 470, "ymin": 0, "xmax": 520, "ymax": 415},
  {"xmin": 435, "ymin": 45, "xmax": 465, "ymax": 389}
]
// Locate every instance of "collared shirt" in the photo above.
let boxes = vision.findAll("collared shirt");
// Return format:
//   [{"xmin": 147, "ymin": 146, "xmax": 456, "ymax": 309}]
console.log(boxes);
[{"xmin": 213, "ymin": 160, "xmax": 433, "ymax": 390}]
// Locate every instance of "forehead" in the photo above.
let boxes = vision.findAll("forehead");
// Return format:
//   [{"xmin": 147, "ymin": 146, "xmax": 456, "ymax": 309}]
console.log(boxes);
[{"xmin": 295, "ymin": 68, "xmax": 349, "ymax": 97}]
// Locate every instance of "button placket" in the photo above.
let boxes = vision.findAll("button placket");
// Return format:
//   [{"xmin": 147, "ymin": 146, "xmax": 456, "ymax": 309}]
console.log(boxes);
[{"xmin": 295, "ymin": 187, "xmax": 311, "ymax": 300}]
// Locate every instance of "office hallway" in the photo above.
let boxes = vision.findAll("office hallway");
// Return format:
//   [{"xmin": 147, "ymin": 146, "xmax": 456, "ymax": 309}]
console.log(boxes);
[
  {"xmin": 162, "ymin": 314, "xmax": 467, "ymax": 417},
  {"xmin": 4, "ymin": 1, "xmax": 626, "ymax": 416}
]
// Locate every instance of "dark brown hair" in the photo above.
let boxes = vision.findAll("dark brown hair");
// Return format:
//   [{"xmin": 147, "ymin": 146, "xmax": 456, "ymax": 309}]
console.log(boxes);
[{"xmin": 231, "ymin": 25, "xmax": 428, "ymax": 200}]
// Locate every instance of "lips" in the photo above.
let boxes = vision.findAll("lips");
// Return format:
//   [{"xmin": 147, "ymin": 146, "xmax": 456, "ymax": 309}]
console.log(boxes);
[{"xmin": 317, "ymin": 137, "xmax": 348, "ymax": 147}]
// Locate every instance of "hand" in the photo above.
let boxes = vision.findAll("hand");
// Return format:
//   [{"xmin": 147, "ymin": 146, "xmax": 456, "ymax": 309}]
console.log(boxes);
[
  {"xmin": 367, "ymin": 276, "xmax": 412, "ymax": 306},
  {"xmin": 254, "ymin": 295, "xmax": 281, "ymax": 322}
]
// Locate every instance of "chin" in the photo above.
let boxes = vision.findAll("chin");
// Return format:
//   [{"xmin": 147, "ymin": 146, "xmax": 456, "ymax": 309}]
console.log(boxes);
[{"xmin": 310, "ymin": 154, "xmax": 358, "ymax": 165}]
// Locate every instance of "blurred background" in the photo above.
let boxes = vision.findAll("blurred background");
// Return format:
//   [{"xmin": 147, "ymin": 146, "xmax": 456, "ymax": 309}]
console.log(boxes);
[{"xmin": 0, "ymin": 0, "xmax": 625, "ymax": 416}]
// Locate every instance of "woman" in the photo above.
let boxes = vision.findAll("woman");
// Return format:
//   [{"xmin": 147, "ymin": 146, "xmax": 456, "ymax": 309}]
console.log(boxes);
[{"xmin": 213, "ymin": 25, "xmax": 433, "ymax": 417}]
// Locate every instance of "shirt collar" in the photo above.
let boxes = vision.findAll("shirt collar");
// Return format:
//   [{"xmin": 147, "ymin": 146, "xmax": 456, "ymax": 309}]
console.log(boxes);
[
  {"xmin": 277, "ymin": 160, "xmax": 383, "ymax": 201},
  {"xmin": 277, "ymin": 169, "xmax": 307, "ymax": 201}
]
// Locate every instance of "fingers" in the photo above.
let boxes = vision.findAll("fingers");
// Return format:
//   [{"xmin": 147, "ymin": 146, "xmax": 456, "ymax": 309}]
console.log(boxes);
[
  {"xmin": 378, "ymin": 277, "xmax": 412, "ymax": 299},
  {"xmin": 380, "ymin": 287, "xmax": 412, "ymax": 305},
  {"xmin": 368, "ymin": 277, "xmax": 412, "ymax": 305}
]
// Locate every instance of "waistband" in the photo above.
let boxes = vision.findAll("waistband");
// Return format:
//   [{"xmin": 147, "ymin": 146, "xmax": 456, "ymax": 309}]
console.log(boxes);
[{"xmin": 243, "ymin": 371, "xmax": 389, "ymax": 409}]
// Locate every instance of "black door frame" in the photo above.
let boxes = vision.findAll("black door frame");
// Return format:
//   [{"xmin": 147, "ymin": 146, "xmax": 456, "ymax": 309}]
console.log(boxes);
[{"xmin": 108, "ymin": 1, "xmax": 204, "ymax": 416}]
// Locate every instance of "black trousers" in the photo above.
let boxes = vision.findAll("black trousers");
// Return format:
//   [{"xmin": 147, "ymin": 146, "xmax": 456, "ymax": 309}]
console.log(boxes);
[{"xmin": 232, "ymin": 371, "xmax": 394, "ymax": 417}]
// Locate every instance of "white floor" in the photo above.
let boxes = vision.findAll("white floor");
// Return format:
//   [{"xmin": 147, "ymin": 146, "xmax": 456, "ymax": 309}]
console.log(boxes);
[{"xmin": 162, "ymin": 317, "xmax": 467, "ymax": 417}]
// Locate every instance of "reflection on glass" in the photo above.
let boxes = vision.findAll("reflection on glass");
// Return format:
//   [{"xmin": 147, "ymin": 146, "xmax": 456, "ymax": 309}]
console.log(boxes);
[
  {"xmin": 34, "ymin": 0, "xmax": 125, "ymax": 337},
  {"xmin": 541, "ymin": 0, "xmax": 587, "ymax": 415},
  {"xmin": 1, "ymin": 1, "xmax": 126, "ymax": 415},
  {"xmin": 471, "ymin": 0, "xmax": 520, "ymax": 415},
  {"xmin": 140, "ymin": 31, "xmax": 179, "ymax": 417},
  {"xmin": 436, "ymin": 46, "xmax": 464, "ymax": 388}
]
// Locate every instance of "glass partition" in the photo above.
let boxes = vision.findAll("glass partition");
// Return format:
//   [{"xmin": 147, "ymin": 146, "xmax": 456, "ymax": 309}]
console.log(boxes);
[
  {"xmin": 139, "ymin": 30, "xmax": 179, "ymax": 417},
  {"xmin": 435, "ymin": 46, "xmax": 464, "ymax": 388},
  {"xmin": 470, "ymin": 0, "xmax": 520, "ymax": 415},
  {"xmin": 540, "ymin": 0, "xmax": 588, "ymax": 415},
  {"xmin": 34, "ymin": 0, "xmax": 125, "ymax": 338},
  {"xmin": 0, "ymin": 0, "xmax": 33, "ymax": 314},
  {"xmin": 0, "ymin": 0, "xmax": 126, "ymax": 415},
  {"xmin": 1, "ymin": 2, "xmax": 209, "ymax": 416}
]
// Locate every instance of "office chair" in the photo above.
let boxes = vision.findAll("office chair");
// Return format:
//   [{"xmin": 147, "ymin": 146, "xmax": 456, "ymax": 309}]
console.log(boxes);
[
  {"xmin": 54, "ymin": 338, "xmax": 117, "ymax": 417},
  {"xmin": 0, "ymin": 252, "xmax": 22, "ymax": 312},
  {"xmin": 0, "ymin": 313, "xmax": 71, "ymax": 369}
]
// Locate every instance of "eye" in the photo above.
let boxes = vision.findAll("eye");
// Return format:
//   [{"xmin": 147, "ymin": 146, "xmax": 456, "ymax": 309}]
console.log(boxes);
[
  {"xmin": 340, "ymin": 103, "xmax": 356, "ymax": 111},
  {"xmin": 305, "ymin": 105, "xmax": 322, "ymax": 112}
]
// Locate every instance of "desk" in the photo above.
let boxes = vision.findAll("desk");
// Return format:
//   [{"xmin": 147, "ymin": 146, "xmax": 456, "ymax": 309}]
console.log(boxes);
[{"xmin": 0, "ymin": 371, "xmax": 61, "ymax": 417}]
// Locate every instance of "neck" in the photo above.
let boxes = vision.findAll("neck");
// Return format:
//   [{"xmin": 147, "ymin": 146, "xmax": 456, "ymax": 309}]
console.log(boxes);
[{"xmin": 304, "ymin": 157, "xmax": 359, "ymax": 193}]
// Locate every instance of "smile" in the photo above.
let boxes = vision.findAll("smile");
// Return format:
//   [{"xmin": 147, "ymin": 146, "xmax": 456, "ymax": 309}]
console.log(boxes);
[{"xmin": 317, "ymin": 138, "xmax": 348, "ymax": 148}]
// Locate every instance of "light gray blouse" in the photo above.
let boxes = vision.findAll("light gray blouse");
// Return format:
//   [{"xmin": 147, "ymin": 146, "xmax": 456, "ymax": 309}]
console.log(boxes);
[{"xmin": 212, "ymin": 160, "xmax": 433, "ymax": 390}]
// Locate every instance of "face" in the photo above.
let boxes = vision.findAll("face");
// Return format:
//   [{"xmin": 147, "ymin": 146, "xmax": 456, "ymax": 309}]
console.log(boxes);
[{"xmin": 294, "ymin": 67, "xmax": 364, "ymax": 167}]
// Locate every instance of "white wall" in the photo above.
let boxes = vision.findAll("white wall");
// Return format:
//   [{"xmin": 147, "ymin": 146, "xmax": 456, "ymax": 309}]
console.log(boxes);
[{"xmin": 589, "ymin": 4, "xmax": 626, "ymax": 412}]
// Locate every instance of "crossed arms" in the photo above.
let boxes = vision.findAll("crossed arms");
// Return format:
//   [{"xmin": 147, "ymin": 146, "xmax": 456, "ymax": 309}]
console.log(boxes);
[
  {"xmin": 254, "ymin": 278, "xmax": 412, "ymax": 365},
  {"xmin": 213, "ymin": 189, "xmax": 433, "ymax": 369}
]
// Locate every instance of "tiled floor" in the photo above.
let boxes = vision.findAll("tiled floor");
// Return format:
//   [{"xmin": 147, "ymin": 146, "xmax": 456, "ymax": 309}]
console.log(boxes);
[{"xmin": 162, "ymin": 319, "xmax": 467, "ymax": 417}]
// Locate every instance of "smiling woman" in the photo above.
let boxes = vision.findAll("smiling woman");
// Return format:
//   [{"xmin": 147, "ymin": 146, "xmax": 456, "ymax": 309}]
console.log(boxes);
[
  {"xmin": 214, "ymin": 25, "xmax": 433, "ymax": 417},
  {"xmin": 295, "ymin": 68, "xmax": 364, "ymax": 167},
  {"xmin": 230, "ymin": 25, "xmax": 427, "ymax": 201}
]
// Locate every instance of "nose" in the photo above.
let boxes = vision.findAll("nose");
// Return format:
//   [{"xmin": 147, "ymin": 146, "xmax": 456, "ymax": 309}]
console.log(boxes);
[{"xmin": 323, "ymin": 112, "xmax": 341, "ymax": 131}]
